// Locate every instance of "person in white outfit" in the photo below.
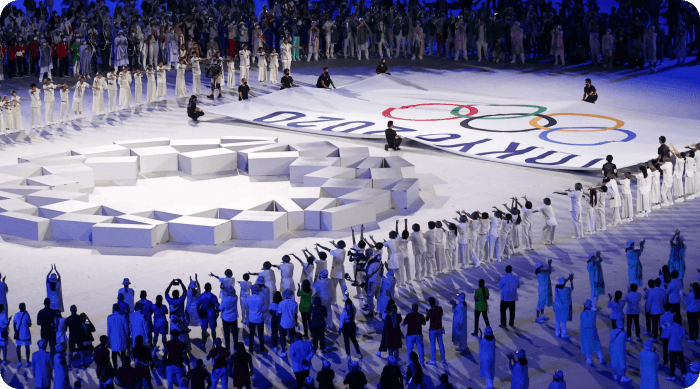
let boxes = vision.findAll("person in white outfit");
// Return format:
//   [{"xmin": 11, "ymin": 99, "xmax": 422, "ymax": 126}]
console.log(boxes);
[
  {"xmin": 189, "ymin": 56, "xmax": 203, "ymax": 95},
  {"xmin": 409, "ymin": 224, "xmax": 427, "ymax": 281},
  {"xmin": 41, "ymin": 78, "xmax": 56, "ymax": 125},
  {"xmin": 649, "ymin": 164, "xmax": 662, "ymax": 208},
  {"xmin": 539, "ymin": 198, "xmax": 557, "ymax": 245},
  {"xmin": 225, "ymin": 57, "xmax": 236, "ymax": 88},
  {"xmin": 555, "ymin": 183, "xmax": 585, "ymax": 239},
  {"xmin": 28, "ymin": 84, "xmax": 43, "ymax": 129},
  {"xmin": 659, "ymin": 156, "xmax": 674, "ymax": 206},
  {"xmin": 118, "ymin": 69, "xmax": 132, "ymax": 108},
  {"xmin": 616, "ymin": 173, "xmax": 634, "ymax": 221},
  {"xmin": 133, "ymin": 69, "xmax": 143, "ymax": 105},
  {"xmin": 423, "ymin": 222, "xmax": 438, "ymax": 276},
  {"xmin": 268, "ymin": 49, "xmax": 280, "ymax": 84},
  {"xmin": 434, "ymin": 221, "xmax": 446, "ymax": 274},
  {"xmin": 603, "ymin": 176, "xmax": 622, "ymax": 225},
  {"xmin": 316, "ymin": 241, "xmax": 347, "ymax": 305},
  {"xmin": 239, "ymin": 45, "xmax": 251, "ymax": 83},
  {"xmin": 72, "ymin": 76, "xmax": 91, "ymax": 117},
  {"xmin": 476, "ymin": 20, "xmax": 488, "ymax": 61},
  {"xmin": 322, "ymin": 19, "xmax": 336, "ymax": 59},
  {"xmin": 634, "ymin": 166, "xmax": 651, "ymax": 217},
  {"xmin": 685, "ymin": 150, "xmax": 697, "ymax": 199},
  {"xmin": 175, "ymin": 60, "xmax": 187, "ymax": 97},
  {"xmin": 146, "ymin": 65, "xmax": 157, "ymax": 103},
  {"xmin": 278, "ymin": 256, "xmax": 295, "ymax": 293},
  {"xmin": 312, "ymin": 269, "xmax": 334, "ymax": 330},
  {"xmin": 670, "ymin": 146, "xmax": 686, "ymax": 202},
  {"xmin": 156, "ymin": 62, "xmax": 167, "ymax": 100},
  {"xmin": 595, "ymin": 186, "xmax": 608, "ymax": 231},
  {"xmin": 58, "ymin": 83, "xmax": 71, "ymax": 122},
  {"xmin": 514, "ymin": 197, "xmax": 536, "ymax": 251},
  {"xmin": 105, "ymin": 70, "xmax": 118, "ymax": 112}
]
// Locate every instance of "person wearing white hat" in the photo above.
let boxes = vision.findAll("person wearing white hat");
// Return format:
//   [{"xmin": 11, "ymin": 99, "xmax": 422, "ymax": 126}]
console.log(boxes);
[
  {"xmin": 548, "ymin": 370, "xmax": 565, "ymax": 389},
  {"xmin": 507, "ymin": 349, "xmax": 529, "ymax": 389},
  {"xmin": 278, "ymin": 289, "xmax": 298, "ymax": 357},
  {"xmin": 46, "ymin": 264, "xmax": 64, "ymax": 312},
  {"xmin": 609, "ymin": 318, "xmax": 631, "ymax": 382},
  {"xmin": 586, "ymin": 251, "xmax": 605, "ymax": 311},
  {"xmin": 313, "ymin": 269, "xmax": 334, "ymax": 330},
  {"xmin": 625, "ymin": 239, "xmax": 645, "ymax": 288},
  {"xmin": 53, "ymin": 342, "xmax": 69, "ymax": 389},
  {"xmin": 218, "ymin": 285, "xmax": 239, "ymax": 351},
  {"xmin": 289, "ymin": 332, "xmax": 315, "ymax": 389},
  {"xmin": 32, "ymin": 339, "xmax": 52, "ymax": 388},
  {"xmin": 639, "ymin": 339, "xmax": 660, "ymax": 389},
  {"xmin": 580, "ymin": 299, "xmax": 605, "ymax": 365},
  {"xmin": 477, "ymin": 326, "xmax": 496, "ymax": 389},
  {"xmin": 686, "ymin": 361, "xmax": 699, "ymax": 387},
  {"xmin": 245, "ymin": 284, "xmax": 266, "ymax": 353},
  {"xmin": 451, "ymin": 292, "xmax": 468, "ymax": 351},
  {"xmin": 535, "ymin": 259, "xmax": 553, "ymax": 323},
  {"xmin": 118, "ymin": 278, "xmax": 135, "ymax": 313},
  {"xmin": 553, "ymin": 274, "xmax": 574, "ymax": 338}
]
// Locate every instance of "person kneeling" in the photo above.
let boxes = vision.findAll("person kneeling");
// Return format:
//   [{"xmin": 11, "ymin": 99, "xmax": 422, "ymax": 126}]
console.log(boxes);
[
  {"xmin": 188, "ymin": 95, "xmax": 204, "ymax": 122},
  {"xmin": 385, "ymin": 121, "xmax": 402, "ymax": 151}
]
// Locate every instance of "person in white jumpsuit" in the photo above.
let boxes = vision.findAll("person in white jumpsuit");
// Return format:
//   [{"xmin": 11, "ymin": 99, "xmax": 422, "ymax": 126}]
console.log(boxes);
[
  {"xmin": 616, "ymin": 173, "xmax": 634, "ymax": 221},
  {"xmin": 279, "ymin": 256, "xmax": 295, "ymax": 293},
  {"xmin": 671, "ymin": 148, "xmax": 685, "ymax": 202},
  {"xmin": 41, "ymin": 79, "xmax": 56, "ymax": 126},
  {"xmin": 175, "ymin": 60, "xmax": 187, "ymax": 97},
  {"xmin": 409, "ymin": 224, "xmax": 427, "ymax": 281},
  {"xmin": 118, "ymin": 69, "xmax": 132, "ymax": 108},
  {"xmin": 105, "ymin": 70, "xmax": 118, "ymax": 113},
  {"xmin": 322, "ymin": 19, "xmax": 336, "ymax": 59},
  {"xmin": 133, "ymin": 69, "xmax": 143, "ymax": 105},
  {"xmin": 423, "ymin": 222, "xmax": 437, "ymax": 276},
  {"xmin": 434, "ymin": 221, "xmax": 446, "ymax": 274},
  {"xmin": 555, "ymin": 184, "xmax": 584, "ymax": 239},
  {"xmin": 685, "ymin": 151, "xmax": 697, "ymax": 199},
  {"xmin": 603, "ymin": 177, "xmax": 622, "ymax": 225},
  {"xmin": 256, "ymin": 48, "xmax": 268, "ymax": 83},
  {"xmin": 239, "ymin": 45, "xmax": 251, "ymax": 84},
  {"xmin": 659, "ymin": 156, "xmax": 674, "ymax": 206},
  {"xmin": 156, "ymin": 62, "xmax": 167, "ymax": 100},
  {"xmin": 539, "ymin": 198, "xmax": 557, "ymax": 245},
  {"xmin": 190, "ymin": 57, "xmax": 203, "ymax": 94},
  {"xmin": 58, "ymin": 84, "xmax": 71, "ymax": 122},
  {"xmin": 28, "ymin": 84, "xmax": 43, "ymax": 129},
  {"xmin": 72, "ymin": 77, "xmax": 90, "ymax": 117}
]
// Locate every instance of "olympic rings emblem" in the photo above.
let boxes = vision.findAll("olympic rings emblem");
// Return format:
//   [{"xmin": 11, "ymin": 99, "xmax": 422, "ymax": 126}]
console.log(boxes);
[
  {"xmin": 381, "ymin": 103, "xmax": 635, "ymax": 147},
  {"xmin": 382, "ymin": 103, "xmax": 478, "ymax": 122}
]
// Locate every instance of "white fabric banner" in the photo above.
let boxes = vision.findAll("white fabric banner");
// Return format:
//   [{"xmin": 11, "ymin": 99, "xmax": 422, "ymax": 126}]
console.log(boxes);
[{"xmin": 206, "ymin": 75, "xmax": 698, "ymax": 170}]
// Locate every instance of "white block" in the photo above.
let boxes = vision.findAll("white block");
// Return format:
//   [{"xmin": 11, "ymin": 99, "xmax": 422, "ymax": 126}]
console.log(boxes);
[
  {"xmin": 25, "ymin": 190, "xmax": 89, "ymax": 206},
  {"xmin": 85, "ymin": 156, "xmax": 139, "ymax": 181},
  {"xmin": 237, "ymin": 144, "xmax": 290, "ymax": 172},
  {"xmin": 31, "ymin": 156, "xmax": 88, "ymax": 167},
  {"xmin": 304, "ymin": 198, "xmax": 339, "ymax": 230},
  {"xmin": 154, "ymin": 204, "xmax": 219, "ymax": 222},
  {"xmin": 368, "ymin": 168, "xmax": 404, "ymax": 189},
  {"xmin": 178, "ymin": 148, "xmax": 237, "ymax": 175},
  {"xmin": 39, "ymin": 200, "xmax": 102, "ymax": 219},
  {"xmin": 339, "ymin": 188, "xmax": 393, "ymax": 213},
  {"xmin": 0, "ymin": 185, "xmax": 46, "ymax": 196},
  {"xmin": 289, "ymin": 141, "xmax": 340, "ymax": 157},
  {"xmin": 0, "ymin": 212, "xmax": 52, "ymax": 240},
  {"xmin": 41, "ymin": 164, "xmax": 95, "ymax": 190},
  {"xmin": 302, "ymin": 167, "xmax": 356, "ymax": 187},
  {"xmin": 0, "ymin": 173, "xmax": 25, "ymax": 185},
  {"xmin": 26, "ymin": 175, "xmax": 80, "ymax": 192},
  {"xmin": 52, "ymin": 214, "xmax": 114, "ymax": 241},
  {"xmin": 390, "ymin": 178, "xmax": 421, "ymax": 209},
  {"xmin": 92, "ymin": 224, "xmax": 159, "ymax": 248},
  {"xmin": 274, "ymin": 198, "xmax": 305, "ymax": 230},
  {"xmin": 321, "ymin": 202, "xmax": 377, "ymax": 231},
  {"xmin": 115, "ymin": 215, "xmax": 170, "ymax": 243},
  {"xmin": 0, "ymin": 191, "xmax": 25, "ymax": 201},
  {"xmin": 18, "ymin": 150, "xmax": 72, "ymax": 163},
  {"xmin": 101, "ymin": 203, "xmax": 149, "ymax": 217},
  {"xmin": 73, "ymin": 144, "xmax": 131, "ymax": 158},
  {"xmin": 338, "ymin": 147, "xmax": 370, "ymax": 167},
  {"xmin": 114, "ymin": 137, "xmax": 170, "ymax": 149},
  {"xmin": 169, "ymin": 139, "xmax": 222, "ymax": 153},
  {"xmin": 0, "ymin": 162, "xmax": 43, "ymax": 178},
  {"xmin": 290, "ymin": 187, "xmax": 324, "ymax": 209},
  {"xmin": 169, "ymin": 216, "xmax": 232, "ymax": 245},
  {"xmin": 220, "ymin": 136, "xmax": 278, "ymax": 144},
  {"xmin": 247, "ymin": 151, "xmax": 299, "ymax": 176},
  {"xmin": 218, "ymin": 199, "xmax": 274, "ymax": 220},
  {"xmin": 231, "ymin": 211, "xmax": 288, "ymax": 240},
  {"xmin": 383, "ymin": 156, "xmax": 417, "ymax": 177},
  {"xmin": 289, "ymin": 157, "xmax": 341, "ymax": 183},
  {"xmin": 131, "ymin": 146, "xmax": 179, "ymax": 173},
  {"xmin": 0, "ymin": 199, "xmax": 38, "ymax": 215},
  {"xmin": 321, "ymin": 178, "xmax": 373, "ymax": 197},
  {"xmin": 355, "ymin": 157, "xmax": 385, "ymax": 177},
  {"xmin": 221, "ymin": 141, "xmax": 277, "ymax": 152}
]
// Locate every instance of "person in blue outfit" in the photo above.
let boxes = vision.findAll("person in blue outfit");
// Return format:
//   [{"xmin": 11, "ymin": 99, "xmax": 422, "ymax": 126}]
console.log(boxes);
[
  {"xmin": 553, "ymin": 275, "xmax": 574, "ymax": 338},
  {"xmin": 498, "ymin": 265, "xmax": 520, "ymax": 328},
  {"xmin": 580, "ymin": 299, "xmax": 605, "ymax": 365},
  {"xmin": 586, "ymin": 252, "xmax": 605, "ymax": 311},
  {"xmin": 665, "ymin": 315, "xmax": 686, "ymax": 382},
  {"xmin": 196, "ymin": 283, "xmax": 220, "ymax": 352},
  {"xmin": 639, "ymin": 339, "xmax": 660, "ymax": 389},
  {"xmin": 607, "ymin": 291, "xmax": 626, "ymax": 329},
  {"xmin": 507, "ymin": 349, "xmax": 529, "ymax": 389},
  {"xmin": 609, "ymin": 319, "xmax": 631, "ymax": 382},
  {"xmin": 625, "ymin": 239, "xmax": 645, "ymax": 288},
  {"xmin": 686, "ymin": 361, "xmax": 699, "ymax": 388},
  {"xmin": 477, "ymin": 326, "xmax": 495, "ymax": 389},
  {"xmin": 535, "ymin": 260, "xmax": 553, "ymax": 324},
  {"xmin": 668, "ymin": 230, "xmax": 685, "ymax": 281},
  {"xmin": 624, "ymin": 284, "xmax": 642, "ymax": 341},
  {"xmin": 548, "ymin": 370, "xmax": 566, "ymax": 389}
]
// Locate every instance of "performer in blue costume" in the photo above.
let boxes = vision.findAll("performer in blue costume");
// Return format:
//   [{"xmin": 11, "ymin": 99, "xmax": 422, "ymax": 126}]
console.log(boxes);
[
  {"xmin": 609, "ymin": 319, "xmax": 631, "ymax": 382},
  {"xmin": 639, "ymin": 339, "xmax": 660, "ymax": 389},
  {"xmin": 535, "ymin": 260, "xmax": 553, "ymax": 323},
  {"xmin": 625, "ymin": 239, "xmax": 645, "ymax": 288},
  {"xmin": 580, "ymin": 299, "xmax": 605, "ymax": 365},
  {"xmin": 668, "ymin": 230, "xmax": 685, "ymax": 281},
  {"xmin": 586, "ymin": 252, "xmax": 605, "ymax": 311}
]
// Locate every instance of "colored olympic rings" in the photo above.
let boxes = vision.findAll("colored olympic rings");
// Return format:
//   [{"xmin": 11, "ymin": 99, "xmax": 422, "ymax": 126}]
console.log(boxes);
[
  {"xmin": 382, "ymin": 103, "xmax": 478, "ymax": 121},
  {"xmin": 450, "ymin": 104, "xmax": 547, "ymax": 120},
  {"xmin": 529, "ymin": 113, "xmax": 625, "ymax": 132},
  {"xmin": 538, "ymin": 127, "xmax": 637, "ymax": 146},
  {"xmin": 459, "ymin": 113, "xmax": 557, "ymax": 133}
]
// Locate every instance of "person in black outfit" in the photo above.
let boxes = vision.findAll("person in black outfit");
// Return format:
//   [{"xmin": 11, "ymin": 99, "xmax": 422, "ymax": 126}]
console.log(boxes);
[
  {"xmin": 238, "ymin": 78, "xmax": 256, "ymax": 100},
  {"xmin": 65, "ymin": 305, "xmax": 87, "ymax": 368},
  {"xmin": 343, "ymin": 361, "xmax": 368, "ymax": 389},
  {"xmin": 384, "ymin": 121, "xmax": 402, "ymax": 151},
  {"xmin": 376, "ymin": 59, "xmax": 390, "ymax": 75},
  {"xmin": 37, "ymin": 297, "xmax": 59, "ymax": 354},
  {"xmin": 316, "ymin": 67, "xmax": 336, "ymax": 89},
  {"xmin": 602, "ymin": 155, "xmax": 617, "ymax": 178},
  {"xmin": 657, "ymin": 136, "xmax": 670, "ymax": 162},
  {"xmin": 187, "ymin": 95, "xmax": 204, "ymax": 121},
  {"xmin": 379, "ymin": 356, "xmax": 403, "ymax": 389},
  {"xmin": 280, "ymin": 69, "xmax": 298, "ymax": 89},
  {"xmin": 583, "ymin": 78, "xmax": 597, "ymax": 103}
]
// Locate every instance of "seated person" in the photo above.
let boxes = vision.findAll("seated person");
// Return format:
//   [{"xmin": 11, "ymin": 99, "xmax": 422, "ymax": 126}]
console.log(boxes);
[
  {"xmin": 376, "ymin": 59, "xmax": 391, "ymax": 75},
  {"xmin": 187, "ymin": 95, "xmax": 204, "ymax": 121},
  {"xmin": 385, "ymin": 121, "xmax": 402, "ymax": 151}
]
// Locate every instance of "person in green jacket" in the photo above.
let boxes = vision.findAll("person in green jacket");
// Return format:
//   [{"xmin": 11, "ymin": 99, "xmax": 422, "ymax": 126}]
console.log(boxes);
[{"xmin": 473, "ymin": 278, "xmax": 490, "ymax": 335}]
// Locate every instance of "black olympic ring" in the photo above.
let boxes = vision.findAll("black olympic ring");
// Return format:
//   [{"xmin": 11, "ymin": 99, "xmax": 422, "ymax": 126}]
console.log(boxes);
[{"xmin": 459, "ymin": 113, "xmax": 558, "ymax": 133}]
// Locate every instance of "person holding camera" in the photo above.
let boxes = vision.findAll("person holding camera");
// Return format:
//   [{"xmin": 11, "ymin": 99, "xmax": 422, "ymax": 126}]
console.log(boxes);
[
  {"xmin": 207, "ymin": 54, "xmax": 224, "ymax": 99},
  {"xmin": 196, "ymin": 283, "xmax": 220, "ymax": 352}
]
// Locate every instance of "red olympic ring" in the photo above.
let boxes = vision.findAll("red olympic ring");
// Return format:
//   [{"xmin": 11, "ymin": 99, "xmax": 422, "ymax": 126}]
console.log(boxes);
[{"xmin": 382, "ymin": 103, "xmax": 478, "ymax": 121}]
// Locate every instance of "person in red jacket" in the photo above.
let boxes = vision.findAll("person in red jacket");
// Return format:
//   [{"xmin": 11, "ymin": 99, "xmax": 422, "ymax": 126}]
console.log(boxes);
[
  {"xmin": 15, "ymin": 37, "xmax": 29, "ymax": 77},
  {"xmin": 29, "ymin": 36, "xmax": 41, "ymax": 76},
  {"xmin": 56, "ymin": 38, "xmax": 69, "ymax": 77}
]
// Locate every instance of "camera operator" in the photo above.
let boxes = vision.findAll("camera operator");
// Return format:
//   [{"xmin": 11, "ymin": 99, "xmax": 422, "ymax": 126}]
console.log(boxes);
[{"xmin": 207, "ymin": 54, "xmax": 224, "ymax": 99}]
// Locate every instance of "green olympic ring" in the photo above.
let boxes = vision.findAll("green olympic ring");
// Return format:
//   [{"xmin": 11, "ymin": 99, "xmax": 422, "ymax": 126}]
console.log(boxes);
[{"xmin": 450, "ymin": 104, "xmax": 547, "ymax": 120}]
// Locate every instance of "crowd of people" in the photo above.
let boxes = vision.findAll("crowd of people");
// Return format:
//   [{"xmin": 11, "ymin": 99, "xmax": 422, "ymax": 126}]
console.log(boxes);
[{"xmin": 1, "ymin": 133, "xmax": 700, "ymax": 389}]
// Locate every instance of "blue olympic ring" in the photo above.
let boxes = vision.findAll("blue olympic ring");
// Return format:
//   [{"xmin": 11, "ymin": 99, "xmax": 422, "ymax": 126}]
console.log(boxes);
[{"xmin": 538, "ymin": 127, "xmax": 637, "ymax": 146}]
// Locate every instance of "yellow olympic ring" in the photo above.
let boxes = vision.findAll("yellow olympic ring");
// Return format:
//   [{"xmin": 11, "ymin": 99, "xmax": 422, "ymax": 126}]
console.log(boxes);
[{"xmin": 528, "ymin": 113, "xmax": 625, "ymax": 133}]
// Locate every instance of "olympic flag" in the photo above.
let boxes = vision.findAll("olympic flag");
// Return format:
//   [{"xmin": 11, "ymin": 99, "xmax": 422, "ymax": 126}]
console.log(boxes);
[{"xmin": 205, "ymin": 75, "xmax": 699, "ymax": 170}]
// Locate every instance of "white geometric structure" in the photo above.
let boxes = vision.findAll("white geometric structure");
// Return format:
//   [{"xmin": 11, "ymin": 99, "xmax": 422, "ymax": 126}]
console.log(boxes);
[
  {"xmin": 0, "ymin": 138, "xmax": 421, "ymax": 248},
  {"xmin": 178, "ymin": 148, "xmax": 237, "ymax": 175},
  {"xmin": 52, "ymin": 214, "xmax": 114, "ymax": 242},
  {"xmin": 0, "ymin": 211, "xmax": 52, "ymax": 240},
  {"xmin": 169, "ymin": 217, "xmax": 232, "ymax": 245},
  {"xmin": 85, "ymin": 156, "xmax": 139, "ymax": 181},
  {"xmin": 131, "ymin": 146, "xmax": 179, "ymax": 173}
]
